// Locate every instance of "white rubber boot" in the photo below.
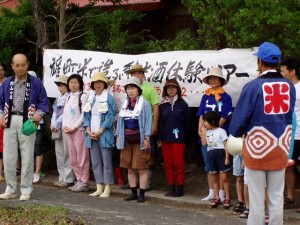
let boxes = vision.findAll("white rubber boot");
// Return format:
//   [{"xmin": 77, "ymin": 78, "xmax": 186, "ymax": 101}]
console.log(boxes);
[
  {"xmin": 100, "ymin": 185, "xmax": 111, "ymax": 198},
  {"xmin": 89, "ymin": 184, "xmax": 103, "ymax": 197}
]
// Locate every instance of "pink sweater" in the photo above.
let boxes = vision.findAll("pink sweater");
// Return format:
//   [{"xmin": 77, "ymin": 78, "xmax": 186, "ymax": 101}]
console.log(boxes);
[{"xmin": 62, "ymin": 91, "xmax": 88, "ymax": 130}]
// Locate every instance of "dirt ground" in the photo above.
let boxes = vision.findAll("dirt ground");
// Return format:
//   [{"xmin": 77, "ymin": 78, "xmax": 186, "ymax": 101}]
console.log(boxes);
[{"xmin": 150, "ymin": 161, "xmax": 237, "ymax": 198}]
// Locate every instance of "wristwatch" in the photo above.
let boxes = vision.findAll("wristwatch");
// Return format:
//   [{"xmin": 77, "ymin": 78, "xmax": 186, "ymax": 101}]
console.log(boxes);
[{"xmin": 144, "ymin": 136, "xmax": 150, "ymax": 141}]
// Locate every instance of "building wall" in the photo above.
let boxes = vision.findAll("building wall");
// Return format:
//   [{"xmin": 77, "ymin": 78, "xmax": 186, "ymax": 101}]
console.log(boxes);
[{"xmin": 0, "ymin": 0, "xmax": 196, "ymax": 40}]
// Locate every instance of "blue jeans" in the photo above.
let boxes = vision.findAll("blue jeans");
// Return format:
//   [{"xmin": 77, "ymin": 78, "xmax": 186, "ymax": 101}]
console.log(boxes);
[{"xmin": 201, "ymin": 145, "xmax": 210, "ymax": 172}]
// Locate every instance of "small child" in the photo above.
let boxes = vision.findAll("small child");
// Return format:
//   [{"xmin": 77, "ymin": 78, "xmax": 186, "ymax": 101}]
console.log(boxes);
[{"xmin": 201, "ymin": 111, "xmax": 231, "ymax": 208}]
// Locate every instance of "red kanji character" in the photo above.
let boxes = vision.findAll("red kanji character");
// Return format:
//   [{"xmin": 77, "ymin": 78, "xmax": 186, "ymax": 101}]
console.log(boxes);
[
  {"xmin": 155, "ymin": 86, "xmax": 161, "ymax": 95},
  {"xmin": 263, "ymin": 83, "xmax": 290, "ymax": 114}
]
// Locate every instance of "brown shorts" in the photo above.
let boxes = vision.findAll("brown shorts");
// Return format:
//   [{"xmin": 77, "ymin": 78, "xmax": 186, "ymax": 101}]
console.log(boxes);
[{"xmin": 120, "ymin": 142, "xmax": 151, "ymax": 170}]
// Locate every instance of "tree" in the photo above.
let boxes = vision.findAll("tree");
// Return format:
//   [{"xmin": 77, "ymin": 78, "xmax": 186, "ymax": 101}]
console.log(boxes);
[
  {"xmin": 83, "ymin": 9, "xmax": 145, "ymax": 53},
  {"xmin": 181, "ymin": 0, "xmax": 300, "ymax": 57},
  {"xmin": 0, "ymin": 1, "xmax": 34, "ymax": 66},
  {"xmin": 29, "ymin": 0, "xmax": 128, "ymax": 50}
]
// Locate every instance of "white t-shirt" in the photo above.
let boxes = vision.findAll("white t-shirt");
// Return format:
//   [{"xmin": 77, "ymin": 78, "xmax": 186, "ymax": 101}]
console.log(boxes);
[
  {"xmin": 206, "ymin": 127, "xmax": 228, "ymax": 151},
  {"xmin": 91, "ymin": 95, "xmax": 102, "ymax": 132}
]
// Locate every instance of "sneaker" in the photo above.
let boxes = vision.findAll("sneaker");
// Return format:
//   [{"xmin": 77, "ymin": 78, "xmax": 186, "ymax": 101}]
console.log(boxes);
[
  {"xmin": 68, "ymin": 182, "xmax": 79, "ymax": 191},
  {"xmin": 53, "ymin": 181, "xmax": 67, "ymax": 188},
  {"xmin": 0, "ymin": 192, "xmax": 17, "ymax": 200},
  {"xmin": 71, "ymin": 183, "xmax": 89, "ymax": 192},
  {"xmin": 33, "ymin": 173, "xmax": 41, "ymax": 183},
  {"xmin": 20, "ymin": 193, "xmax": 30, "ymax": 201}
]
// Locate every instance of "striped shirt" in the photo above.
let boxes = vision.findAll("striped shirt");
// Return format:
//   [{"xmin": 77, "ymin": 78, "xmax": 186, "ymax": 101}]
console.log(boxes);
[{"xmin": 12, "ymin": 77, "xmax": 26, "ymax": 112}]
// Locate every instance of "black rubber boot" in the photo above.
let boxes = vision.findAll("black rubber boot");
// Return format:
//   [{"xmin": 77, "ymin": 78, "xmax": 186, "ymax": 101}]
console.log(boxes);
[
  {"xmin": 173, "ymin": 185, "xmax": 184, "ymax": 197},
  {"xmin": 165, "ymin": 185, "xmax": 175, "ymax": 197}
]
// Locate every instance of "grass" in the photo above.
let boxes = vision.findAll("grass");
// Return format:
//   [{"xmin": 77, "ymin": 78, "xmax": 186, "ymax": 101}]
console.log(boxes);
[{"xmin": 0, "ymin": 204, "xmax": 82, "ymax": 224}]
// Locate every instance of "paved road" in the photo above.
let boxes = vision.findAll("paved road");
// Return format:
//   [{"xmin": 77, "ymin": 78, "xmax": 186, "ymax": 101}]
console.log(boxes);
[
  {"xmin": 0, "ymin": 182, "xmax": 299, "ymax": 225},
  {"xmin": 0, "ymin": 183, "xmax": 248, "ymax": 225}
]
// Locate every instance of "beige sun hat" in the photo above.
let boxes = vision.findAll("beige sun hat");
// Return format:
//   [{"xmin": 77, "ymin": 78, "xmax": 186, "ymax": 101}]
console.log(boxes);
[
  {"xmin": 90, "ymin": 72, "xmax": 109, "ymax": 90},
  {"xmin": 201, "ymin": 67, "xmax": 228, "ymax": 86},
  {"xmin": 91, "ymin": 72, "xmax": 108, "ymax": 84},
  {"xmin": 54, "ymin": 75, "xmax": 68, "ymax": 85},
  {"xmin": 125, "ymin": 64, "xmax": 147, "ymax": 74}
]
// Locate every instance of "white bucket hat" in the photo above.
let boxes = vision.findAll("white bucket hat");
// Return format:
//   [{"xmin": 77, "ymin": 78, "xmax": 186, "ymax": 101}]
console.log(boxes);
[
  {"xmin": 201, "ymin": 67, "xmax": 228, "ymax": 86},
  {"xmin": 124, "ymin": 77, "xmax": 142, "ymax": 92}
]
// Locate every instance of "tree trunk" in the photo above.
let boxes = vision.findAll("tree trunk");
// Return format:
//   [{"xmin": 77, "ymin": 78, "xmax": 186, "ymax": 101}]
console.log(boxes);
[
  {"xmin": 30, "ymin": 0, "xmax": 49, "ymax": 51},
  {"xmin": 58, "ymin": 0, "xmax": 67, "ymax": 49}
]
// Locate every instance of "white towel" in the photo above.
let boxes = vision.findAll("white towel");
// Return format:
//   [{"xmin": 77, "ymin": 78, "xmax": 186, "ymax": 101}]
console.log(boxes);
[
  {"xmin": 83, "ymin": 89, "xmax": 108, "ymax": 113},
  {"xmin": 119, "ymin": 96, "xmax": 144, "ymax": 118}
]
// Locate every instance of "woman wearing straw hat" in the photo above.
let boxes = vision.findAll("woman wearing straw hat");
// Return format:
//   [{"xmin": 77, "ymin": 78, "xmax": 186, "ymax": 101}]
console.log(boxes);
[
  {"xmin": 51, "ymin": 75, "xmax": 75, "ymax": 188},
  {"xmin": 83, "ymin": 72, "xmax": 116, "ymax": 198},
  {"xmin": 196, "ymin": 67, "xmax": 234, "ymax": 208}
]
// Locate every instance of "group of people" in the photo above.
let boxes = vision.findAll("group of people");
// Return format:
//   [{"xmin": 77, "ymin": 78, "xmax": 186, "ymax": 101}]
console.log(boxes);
[
  {"xmin": 0, "ymin": 54, "xmax": 192, "ymax": 204},
  {"xmin": 0, "ymin": 40, "xmax": 297, "ymax": 225},
  {"xmin": 197, "ymin": 42, "xmax": 298, "ymax": 225}
]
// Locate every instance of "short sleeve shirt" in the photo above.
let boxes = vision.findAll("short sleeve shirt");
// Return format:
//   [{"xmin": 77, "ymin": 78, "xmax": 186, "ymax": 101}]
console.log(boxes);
[{"xmin": 206, "ymin": 127, "xmax": 228, "ymax": 151}]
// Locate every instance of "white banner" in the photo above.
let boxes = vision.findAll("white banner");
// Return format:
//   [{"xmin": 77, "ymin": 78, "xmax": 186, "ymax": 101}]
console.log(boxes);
[{"xmin": 43, "ymin": 48, "xmax": 258, "ymax": 107}]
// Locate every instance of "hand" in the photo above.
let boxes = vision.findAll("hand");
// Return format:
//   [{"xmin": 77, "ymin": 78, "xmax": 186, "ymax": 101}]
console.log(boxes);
[
  {"xmin": 287, "ymin": 159, "xmax": 295, "ymax": 167},
  {"xmin": 144, "ymin": 139, "xmax": 151, "ymax": 151},
  {"xmin": 50, "ymin": 125, "xmax": 57, "ymax": 132},
  {"xmin": 63, "ymin": 126, "xmax": 76, "ymax": 134},
  {"xmin": 0, "ymin": 116, "xmax": 6, "ymax": 129},
  {"xmin": 90, "ymin": 132, "xmax": 99, "ymax": 140},
  {"xmin": 225, "ymin": 157, "xmax": 230, "ymax": 166},
  {"xmin": 33, "ymin": 114, "xmax": 42, "ymax": 126},
  {"xmin": 116, "ymin": 136, "xmax": 119, "ymax": 147},
  {"xmin": 201, "ymin": 126, "xmax": 207, "ymax": 133}
]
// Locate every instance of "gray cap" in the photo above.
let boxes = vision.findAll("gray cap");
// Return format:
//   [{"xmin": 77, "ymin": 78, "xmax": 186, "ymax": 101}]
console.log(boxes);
[{"xmin": 124, "ymin": 77, "xmax": 142, "ymax": 92}]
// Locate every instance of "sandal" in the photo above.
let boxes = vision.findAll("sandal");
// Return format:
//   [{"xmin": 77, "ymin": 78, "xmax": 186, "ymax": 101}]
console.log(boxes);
[
  {"xmin": 239, "ymin": 209, "xmax": 249, "ymax": 219},
  {"xmin": 210, "ymin": 198, "xmax": 221, "ymax": 208},
  {"xmin": 233, "ymin": 201, "xmax": 245, "ymax": 212},
  {"xmin": 223, "ymin": 199, "xmax": 231, "ymax": 209},
  {"xmin": 265, "ymin": 214, "xmax": 269, "ymax": 225}
]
